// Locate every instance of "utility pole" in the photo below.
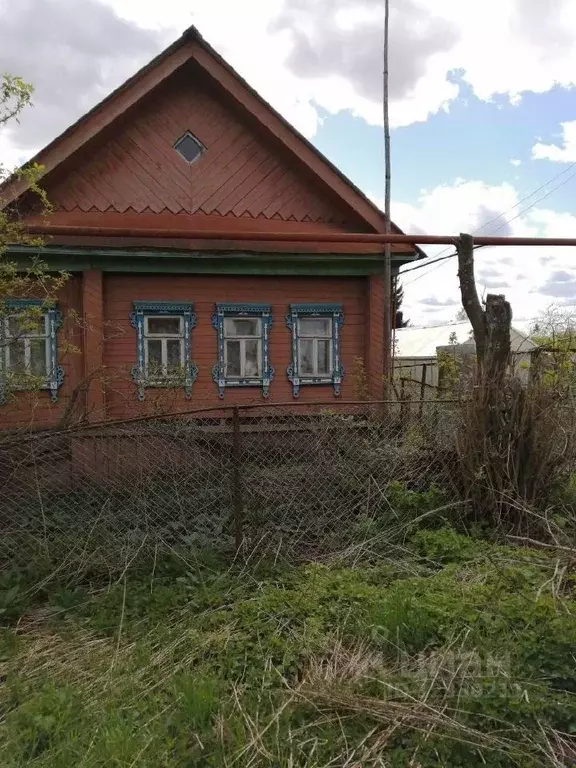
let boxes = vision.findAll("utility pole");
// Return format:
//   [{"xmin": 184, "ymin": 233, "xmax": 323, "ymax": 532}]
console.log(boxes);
[{"xmin": 382, "ymin": 0, "xmax": 392, "ymax": 399}]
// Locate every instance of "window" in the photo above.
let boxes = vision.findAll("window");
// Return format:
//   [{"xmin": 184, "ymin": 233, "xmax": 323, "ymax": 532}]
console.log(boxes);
[
  {"xmin": 286, "ymin": 304, "xmax": 344, "ymax": 397},
  {"xmin": 212, "ymin": 303, "xmax": 273, "ymax": 398},
  {"xmin": 144, "ymin": 315, "xmax": 185, "ymax": 380},
  {"xmin": 174, "ymin": 131, "xmax": 203, "ymax": 164},
  {"xmin": 297, "ymin": 317, "xmax": 333, "ymax": 377},
  {"xmin": 224, "ymin": 317, "xmax": 262, "ymax": 379},
  {"xmin": 0, "ymin": 299, "xmax": 64, "ymax": 404},
  {"xmin": 130, "ymin": 301, "xmax": 197, "ymax": 401}
]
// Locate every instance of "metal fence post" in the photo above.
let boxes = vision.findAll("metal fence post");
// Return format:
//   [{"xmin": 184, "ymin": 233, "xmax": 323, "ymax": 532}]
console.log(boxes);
[{"xmin": 231, "ymin": 406, "xmax": 243, "ymax": 550}]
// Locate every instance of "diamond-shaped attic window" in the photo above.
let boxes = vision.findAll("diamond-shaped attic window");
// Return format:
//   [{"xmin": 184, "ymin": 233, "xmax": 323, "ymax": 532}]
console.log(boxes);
[{"xmin": 174, "ymin": 132, "xmax": 203, "ymax": 164}]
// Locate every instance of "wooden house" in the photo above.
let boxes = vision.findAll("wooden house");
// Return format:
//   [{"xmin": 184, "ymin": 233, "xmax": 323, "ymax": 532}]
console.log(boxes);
[{"xmin": 0, "ymin": 26, "xmax": 420, "ymax": 429}]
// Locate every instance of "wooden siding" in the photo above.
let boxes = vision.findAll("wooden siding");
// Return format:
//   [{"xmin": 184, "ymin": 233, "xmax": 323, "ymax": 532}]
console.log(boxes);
[
  {"xmin": 46, "ymin": 64, "xmax": 362, "ymax": 230},
  {"xmin": 102, "ymin": 273, "xmax": 365, "ymax": 419}
]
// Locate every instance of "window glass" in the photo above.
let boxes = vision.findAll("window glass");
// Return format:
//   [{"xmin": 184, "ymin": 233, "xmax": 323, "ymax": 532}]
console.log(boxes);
[
  {"xmin": 299, "ymin": 317, "xmax": 331, "ymax": 337},
  {"xmin": 174, "ymin": 133, "xmax": 203, "ymax": 164},
  {"xmin": 224, "ymin": 318, "xmax": 260, "ymax": 337},
  {"xmin": 225, "ymin": 340, "xmax": 242, "ymax": 377},
  {"xmin": 5, "ymin": 313, "xmax": 49, "ymax": 377},
  {"xmin": 29, "ymin": 340, "xmax": 47, "ymax": 376},
  {"xmin": 8, "ymin": 340, "xmax": 26, "ymax": 371},
  {"xmin": 214, "ymin": 306, "xmax": 270, "ymax": 395},
  {"xmin": 317, "ymin": 339, "xmax": 331, "ymax": 375},
  {"xmin": 166, "ymin": 339, "xmax": 182, "ymax": 371},
  {"xmin": 147, "ymin": 339, "xmax": 163, "ymax": 365},
  {"xmin": 299, "ymin": 339, "xmax": 315, "ymax": 375},
  {"xmin": 244, "ymin": 339, "xmax": 260, "ymax": 377},
  {"xmin": 7, "ymin": 315, "xmax": 45, "ymax": 338},
  {"xmin": 147, "ymin": 316, "xmax": 181, "ymax": 335}
]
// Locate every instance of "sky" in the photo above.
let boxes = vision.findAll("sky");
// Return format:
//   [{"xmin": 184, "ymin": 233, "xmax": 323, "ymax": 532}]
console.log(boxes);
[{"xmin": 2, "ymin": 0, "xmax": 576, "ymax": 328}]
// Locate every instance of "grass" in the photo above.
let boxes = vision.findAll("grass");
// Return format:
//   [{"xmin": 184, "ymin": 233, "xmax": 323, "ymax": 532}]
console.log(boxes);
[{"xmin": 0, "ymin": 528, "xmax": 575, "ymax": 766}]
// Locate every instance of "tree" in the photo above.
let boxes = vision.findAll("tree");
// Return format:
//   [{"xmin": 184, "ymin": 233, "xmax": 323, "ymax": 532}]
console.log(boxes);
[
  {"xmin": 529, "ymin": 304, "xmax": 576, "ymax": 391},
  {"xmin": 393, "ymin": 278, "xmax": 408, "ymax": 328},
  {"xmin": 530, "ymin": 303, "xmax": 576, "ymax": 344},
  {"xmin": 456, "ymin": 233, "xmax": 511, "ymax": 384},
  {"xmin": 1, "ymin": 73, "xmax": 67, "ymax": 403}
]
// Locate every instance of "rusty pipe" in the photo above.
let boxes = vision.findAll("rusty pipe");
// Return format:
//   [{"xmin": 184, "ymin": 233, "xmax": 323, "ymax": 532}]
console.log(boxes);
[{"xmin": 21, "ymin": 224, "xmax": 576, "ymax": 247}]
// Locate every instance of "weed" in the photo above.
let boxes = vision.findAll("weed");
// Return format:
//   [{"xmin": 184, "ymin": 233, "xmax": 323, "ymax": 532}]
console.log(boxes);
[{"xmin": 0, "ymin": 529, "xmax": 574, "ymax": 766}]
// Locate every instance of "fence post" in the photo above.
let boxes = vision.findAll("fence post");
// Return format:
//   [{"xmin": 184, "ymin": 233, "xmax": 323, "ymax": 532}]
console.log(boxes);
[
  {"xmin": 400, "ymin": 378, "xmax": 408, "ymax": 433},
  {"xmin": 231, "ymin": 406, "xmax": 244, "ymax": 551},
  {"xmin": 419, "ymin": 363, "xmax": 428, "ymax": 420}
]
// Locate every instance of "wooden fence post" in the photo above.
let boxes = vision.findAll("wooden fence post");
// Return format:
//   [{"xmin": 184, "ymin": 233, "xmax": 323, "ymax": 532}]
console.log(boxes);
[
  {"xmin": 419, "ymin": 363, "xmax": 428, "ymax": 420},
  {"xmin": 231, "ymin": 407, "xmax": 244, "ymax": 551},
  {"xmin": 400, "ymin": 378, "xmax": 409, "ymax": 433}
]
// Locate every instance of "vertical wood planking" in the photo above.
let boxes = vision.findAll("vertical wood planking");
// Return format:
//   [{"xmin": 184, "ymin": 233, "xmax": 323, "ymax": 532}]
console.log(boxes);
[
  {"xmin": 82, "ymin": 270, "xmax": 106, "ymax": 422},
  {"xmin": 365, "ymin": 274, "xmax": 385, "ymax": 401}
]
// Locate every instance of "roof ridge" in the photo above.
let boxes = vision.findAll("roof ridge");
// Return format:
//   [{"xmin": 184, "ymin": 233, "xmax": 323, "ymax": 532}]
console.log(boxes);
[{"xmin": 0, "ymin": 23, "xmax": 421, "ymax": 258}]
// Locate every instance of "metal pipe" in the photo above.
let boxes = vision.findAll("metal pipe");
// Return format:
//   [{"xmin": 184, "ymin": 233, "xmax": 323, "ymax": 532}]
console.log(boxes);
[{"xmin": 23, "ymin": 225, "xmax": 576, "ymax": 247}]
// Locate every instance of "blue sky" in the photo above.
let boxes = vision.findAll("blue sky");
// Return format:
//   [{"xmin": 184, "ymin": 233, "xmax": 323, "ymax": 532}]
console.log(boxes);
[
  {"xmin": 2, "ymin": 0, "xmax": 576, "ymax": 327},
  {"xmin": 315, "ymin": 83, "xmax": 576, "ymax": 212}
]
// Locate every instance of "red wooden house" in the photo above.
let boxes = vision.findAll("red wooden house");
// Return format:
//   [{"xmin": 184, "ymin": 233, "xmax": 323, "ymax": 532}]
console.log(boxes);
[{"xmin": 0, "ymin": 26, "xmax": 420, "ymax": 429}]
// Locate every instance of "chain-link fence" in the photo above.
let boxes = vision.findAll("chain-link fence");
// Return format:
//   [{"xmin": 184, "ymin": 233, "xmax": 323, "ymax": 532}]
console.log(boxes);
[{"xmin": 0, "ymin": 400, "xmax": 467, "ymax": 577}]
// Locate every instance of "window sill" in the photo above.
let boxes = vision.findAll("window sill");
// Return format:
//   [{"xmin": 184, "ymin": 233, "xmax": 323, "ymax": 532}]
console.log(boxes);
[
  {"xmin": 7, "ymin": 381, "xmax": 51, "ymax": 392},
  {"xmin": 141, "ymin": 379, "xmax": 189, "ymax": 388},
  {"xmin": 223, "ymin": 378, "xmax": 265, "ymax": 386}
]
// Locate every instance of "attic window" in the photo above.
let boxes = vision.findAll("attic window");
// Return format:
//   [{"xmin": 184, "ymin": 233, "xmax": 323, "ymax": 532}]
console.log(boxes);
[{"xmin": 174, "ymin": 132, "xmax": 203, "ymax": 164}]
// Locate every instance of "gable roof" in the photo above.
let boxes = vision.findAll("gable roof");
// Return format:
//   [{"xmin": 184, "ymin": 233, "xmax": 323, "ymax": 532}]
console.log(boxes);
[
  {"xmin": 1, "ymin": 25, "xmax": 417, "ymax": 251},
  {"xmin": 395, "ymin": 321, "xmax": 536, "ymax": 357}
]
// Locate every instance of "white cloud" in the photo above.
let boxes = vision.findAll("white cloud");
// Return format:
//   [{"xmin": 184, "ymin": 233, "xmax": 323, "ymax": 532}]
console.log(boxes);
[
  {"xmin": 386, "ymin": 179, "xmax": 576, "ymax": 325},
  {"xmin": 3, "ymin": 0, "xmax": 576, "ymax": 167},
  {"xmin": 263, "ymin": 0, "xmax": 576, "ymax": 130},
  {"xmin": 533, "ymin": 120, "xmax": 576, "ymax": 163},
  {"xmin": 510, "ymin": 159, "xmax": 522, "ymax": 166},
  {"xmin": 100, "ymin": 0, "xmax": 322, "ymax": 138}
]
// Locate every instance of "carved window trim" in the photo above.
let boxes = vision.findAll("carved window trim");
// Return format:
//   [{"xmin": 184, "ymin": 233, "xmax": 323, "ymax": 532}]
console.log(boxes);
[
  {"xmin": 0, "ymin": 298, "xmax": 64, "ymax": 405},
  {"xmin": 130, "ymin": 301, "xmax": 197, "ymax": 401},
  {"xmin": 286, "ymin": 303, "xmax": 344, "ymax": 398},
  {"xmin": 212, "ymin": 303, "xmax": 273, "ymax": 398}
]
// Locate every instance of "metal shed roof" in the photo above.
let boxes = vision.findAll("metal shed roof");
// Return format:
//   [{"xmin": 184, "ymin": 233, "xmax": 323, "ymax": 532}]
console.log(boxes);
[{"xmin": 395, "ymin": 321, "xmax": 536, "ymax": 358}]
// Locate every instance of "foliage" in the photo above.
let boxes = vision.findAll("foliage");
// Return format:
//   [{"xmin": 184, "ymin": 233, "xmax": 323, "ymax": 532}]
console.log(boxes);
[
  {"xmin": 351, "ymin": 355, "xmax": 370, "ymax": 400},
  {"xmin": 0, "ymin": 75, "xmax": 33, "ymax": 127},
  {"xmin": 447, "ymin": 370, "xmax": 576, "ymax": 534},
  {"xmin": 0, "ymin": 528, "xmax": 574, "ymax": 766},
  {"xmin": 437, "ymin": 347, "xmax": 461, "ymax": 391},
  {"xmin": 1, "ymin": 73, "xmax": 70, "ymax": 401},
  {"xmin": 393, "ymin": 278, "xmax": 408, "ymax": 328}
]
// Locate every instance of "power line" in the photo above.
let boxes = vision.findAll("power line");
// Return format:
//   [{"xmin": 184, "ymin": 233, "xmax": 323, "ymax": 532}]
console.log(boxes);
[
  {"xmin": 407, "ymin": 165, "xmax": 576, "ymax": 274},
  {"xmin": 400, "ymin": 162, "xmax": 576, "ymax": 285}
]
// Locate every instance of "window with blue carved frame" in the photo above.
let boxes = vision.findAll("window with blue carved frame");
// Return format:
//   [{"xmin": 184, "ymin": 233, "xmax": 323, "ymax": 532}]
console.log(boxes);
[
  {"xmin": 286, "ymin": 304, "xmax": 344, "ymax": 397},
  {"xmin": 130, "ymin": 301, "xmax": 197, "ymax": 401},
  {"xmin": 0, "ymin": 299, "xmax": 64, "ymax": 404},
  {"xmin": 212, "ymin": 303, "xmax": 273, "ymax": 398}
]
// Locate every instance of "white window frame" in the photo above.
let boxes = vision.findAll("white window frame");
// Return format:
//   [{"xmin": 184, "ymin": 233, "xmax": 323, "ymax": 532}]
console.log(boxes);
[
  {"xmin": 297, "ymin": 316, "xmax": 334, "ymax": 378},
  {"xmin": 130, "ymin": 301, "xmax": 197, "ymax": 402},
  {"xmin": 286, "ymin": 303, "xmax": 344, "ymax": 398},
  {"xmin": 5, "ymin": 313, "xmax": 51, "ymax": 378},
  {"xmin": 223, "ymin": 317, "xmax": 263, "ymax": 380},
  {"xmin": 211, "ymin": 303, "xmax": 274, "ymax": 398},
  {"xmin": 143, "ymin": 314, "xmax": 185, "ymax": 380},
  {"xmin": 0, "ymin": 300, "xmax": 64, "ymax": 405}
]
